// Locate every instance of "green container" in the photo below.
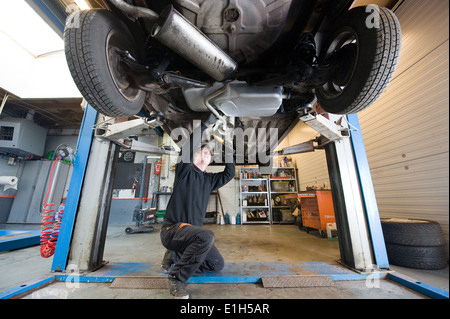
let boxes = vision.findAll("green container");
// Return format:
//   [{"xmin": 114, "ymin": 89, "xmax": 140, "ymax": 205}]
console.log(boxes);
[{"xmin": 156, "ymin": 210, "xmax": 166, "ymax": 218}]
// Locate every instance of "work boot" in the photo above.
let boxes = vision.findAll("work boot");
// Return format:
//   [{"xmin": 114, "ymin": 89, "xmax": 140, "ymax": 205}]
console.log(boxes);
[
  {"xmin": 168, "ymin": 276, "xmax": 189, "ymax": 299},
  {"xmin": 161, "ymin": 250, "xmax": 173, "ymax": 273}
]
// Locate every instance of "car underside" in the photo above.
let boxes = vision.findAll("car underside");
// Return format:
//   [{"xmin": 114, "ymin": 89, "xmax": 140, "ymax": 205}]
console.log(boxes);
[{"xmin": 64, "ymin": 0, "xmax": 401, "ymax": 164}]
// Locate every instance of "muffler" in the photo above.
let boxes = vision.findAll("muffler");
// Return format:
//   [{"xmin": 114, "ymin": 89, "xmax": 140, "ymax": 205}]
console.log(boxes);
[{"xmin": 109, "ymin": 0, "xmax": 237, "ymax": 82}]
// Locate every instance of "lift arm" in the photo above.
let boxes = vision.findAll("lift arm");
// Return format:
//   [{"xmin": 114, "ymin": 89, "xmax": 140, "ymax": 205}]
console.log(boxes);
[{"xmin": 277, "ymin": 112, "xmax": 349, "ymax": 156}]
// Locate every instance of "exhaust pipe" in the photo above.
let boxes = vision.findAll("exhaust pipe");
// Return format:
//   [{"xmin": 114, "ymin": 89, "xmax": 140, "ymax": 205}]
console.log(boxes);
[
  {"xmin": 109, "ymin": 0, "xmax": 237, "ymax": 82},
  {"xmin": 151, "ymin": 6, "xmax": 237, "ymax": 81},
  {"xmin": 109, "ymin": 0, "xmax": 158, "ymax": 21}
]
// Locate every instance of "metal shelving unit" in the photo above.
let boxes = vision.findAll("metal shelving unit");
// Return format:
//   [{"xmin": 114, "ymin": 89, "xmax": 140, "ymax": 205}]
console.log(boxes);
[
  {"xmin": 238, "ymin": 167, "xmax": 270, "ymax": 224},
  {"xmin": 269, "ymin": 167, "xmax": 298, "ymax": 224}
]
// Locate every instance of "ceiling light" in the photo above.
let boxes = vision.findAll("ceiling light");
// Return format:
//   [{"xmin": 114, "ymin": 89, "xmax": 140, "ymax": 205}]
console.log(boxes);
[
  {"xmin": 0, "ymin": 0, "xmax": 63, "ymax": 57},
  {"xmin": 74, "ymin": 0, "xmax": 91, "ymax": 10},
  {"xmin": 0, "ymin": 1, "xmax": 81, "ymax": 98}
]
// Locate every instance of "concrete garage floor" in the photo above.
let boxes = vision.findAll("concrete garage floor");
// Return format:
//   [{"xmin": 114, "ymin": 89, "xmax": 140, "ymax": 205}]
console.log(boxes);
[{"xmin": 1, "ymin": 223, "xmax": 448, "ymax": 300}]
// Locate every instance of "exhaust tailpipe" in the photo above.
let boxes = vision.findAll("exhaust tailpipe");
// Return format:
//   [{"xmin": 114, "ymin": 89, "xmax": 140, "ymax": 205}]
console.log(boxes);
[
  {"xmin": 109, "ymin": 1, "xmax": 237, "ymax": 82},
  {"xmin": 151, "ymin": 6, "xmax": 237, "ymax": 81},
  {"xmin": 109, "ymin": 0, "xmax": 158, "ymax": 21}
]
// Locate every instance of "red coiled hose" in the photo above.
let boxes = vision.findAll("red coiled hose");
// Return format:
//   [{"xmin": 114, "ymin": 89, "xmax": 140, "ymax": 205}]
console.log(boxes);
[{"xmin": 40, "ymin": 156, "xmax": 62, "ymax": 258}]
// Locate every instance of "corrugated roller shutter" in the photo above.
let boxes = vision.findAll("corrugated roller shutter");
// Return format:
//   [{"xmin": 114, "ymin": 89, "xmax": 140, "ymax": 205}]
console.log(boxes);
[
  {"xmin": 295, "ymin": 149, "xmax": 330, "ymax": 190},
  {"xmin": 358, "ymin": 0, "xmax": 449, "ymax": 252}
]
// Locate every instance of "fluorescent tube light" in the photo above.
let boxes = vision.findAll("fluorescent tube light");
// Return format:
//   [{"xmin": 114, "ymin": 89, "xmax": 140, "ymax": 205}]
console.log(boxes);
[{"xmin": 74, "ymin": 0, "xmax": 91, "ymax": 10}]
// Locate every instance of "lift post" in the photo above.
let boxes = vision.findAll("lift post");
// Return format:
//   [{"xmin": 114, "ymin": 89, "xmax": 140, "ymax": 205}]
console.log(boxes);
[
  {"xmin": 52, "ymin": 108, "xmax": 172, "ymax": 272},
  {"xmin": 346, "ymin": 113, "xmax": 389, "ymax": 269},
  {"xmin": 52, "ymin": 104, "xmax": 98, "ymax": 272},
  {"xmin": 280, "ymin": 112, "xmax": 389, "ymax": 271},
  {"xmin": 65, "ymin": 128, "xmax": 119, "ymax": 271},
  {"xmin": 52, "ymin": 108, "xmax": 119, "ymax": 272},
  {"xmin": 324, "ymin": 114, "xmax": 375, "ymax": 271}
]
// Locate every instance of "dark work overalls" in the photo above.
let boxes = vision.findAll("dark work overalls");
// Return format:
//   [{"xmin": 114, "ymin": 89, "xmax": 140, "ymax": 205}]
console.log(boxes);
[{"xmin": 160, "ymin": 125, "xmax": 235, "ymax": 283}]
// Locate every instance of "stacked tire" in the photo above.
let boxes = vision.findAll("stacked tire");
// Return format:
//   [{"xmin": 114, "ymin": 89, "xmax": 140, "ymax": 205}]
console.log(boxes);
[{"xmin": 381, "ymin": 218, "xmax": 448, "ymax": 270}]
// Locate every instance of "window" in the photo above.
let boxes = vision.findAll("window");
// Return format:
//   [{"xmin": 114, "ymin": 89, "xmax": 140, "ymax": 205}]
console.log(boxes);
[{"xmin": 0, "ymin": 126, "xmax": 14, "ymax": 141}]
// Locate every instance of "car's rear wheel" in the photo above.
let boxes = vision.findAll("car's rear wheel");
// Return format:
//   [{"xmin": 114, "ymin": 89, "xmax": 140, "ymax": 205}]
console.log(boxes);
[
  {"xmin": 316, "ymin": 5, "xmax": 401, "ymax": 114},
  {"xmin": 64, "ymin": 9, "xmax": 146, "ymax": 117}
]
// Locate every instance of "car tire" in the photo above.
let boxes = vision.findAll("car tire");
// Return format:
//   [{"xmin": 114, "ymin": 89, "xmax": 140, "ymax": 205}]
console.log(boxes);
[
  {"xmin": 385, "ymin": 243, "xmax": 447, "ymax": 270},
  {"xmin": 64, "ymin": 9, "xmax": 146, "ymax": 117},
  {"xmin": 381, "ymin": 218, "xmax": 448, "ymax": 270},
  {"xmin": 316, "ymin": 5, "xmax": 401, "ymax": 114},
  {"xmin": 381, "ymin": 218, "xmax": 446, "ymax": 247}
]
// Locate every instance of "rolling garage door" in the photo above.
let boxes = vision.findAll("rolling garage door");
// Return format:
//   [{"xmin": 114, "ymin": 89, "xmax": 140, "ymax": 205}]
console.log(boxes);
[{"xmin": 358, "ymin": 0, "xmax": 449, "ymax": 253}]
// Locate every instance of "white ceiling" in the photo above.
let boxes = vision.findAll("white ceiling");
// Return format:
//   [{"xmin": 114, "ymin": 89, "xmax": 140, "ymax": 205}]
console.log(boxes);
[{"xmin": 0, "ymin": 0, "xmax": 81, "ymax": 99}]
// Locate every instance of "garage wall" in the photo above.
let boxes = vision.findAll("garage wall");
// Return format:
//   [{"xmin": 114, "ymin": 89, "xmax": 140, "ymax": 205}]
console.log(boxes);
[
  {"xmin": 357, "ymin": 0, "xmax": 449, "ymax": 251},
  {"xmin": 277, "ymin": 122, "xmax": 330, "ymax": 191},
  {"xmin": 206, "ymin": 165, "xmax": 239, "ymax": 219},
  {"xmin": 0, "ymin": 158, "xmax": 23, "ymax": 223}
]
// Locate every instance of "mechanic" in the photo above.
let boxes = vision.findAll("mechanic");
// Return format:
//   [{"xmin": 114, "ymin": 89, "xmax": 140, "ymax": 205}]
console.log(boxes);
[{"xmin": 160, "ymin": 121, "xmax": 235, "ymax": 299}]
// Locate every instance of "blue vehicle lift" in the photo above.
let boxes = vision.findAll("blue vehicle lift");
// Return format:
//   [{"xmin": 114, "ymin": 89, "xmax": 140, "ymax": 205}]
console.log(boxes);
[
  {"xmin": 1, "ymin": 0, "xmax": 446, "ymax": 299},
  {"xmin": 49, "ymin": 108, "xmax": 390, "ymax": 273},
  {"xmin": 1, "ymin": 103, "xmax": 448, "ymax": 299}
]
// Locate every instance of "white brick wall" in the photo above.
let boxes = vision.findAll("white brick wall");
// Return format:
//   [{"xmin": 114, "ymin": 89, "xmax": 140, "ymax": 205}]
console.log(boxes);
[
  {"xmin": 149, "ymin": 133, "xmax": 240, "ymax": 217},
  {"xmin": 206, "ymin": 166, "xmax": 239, "ymax": 218}
]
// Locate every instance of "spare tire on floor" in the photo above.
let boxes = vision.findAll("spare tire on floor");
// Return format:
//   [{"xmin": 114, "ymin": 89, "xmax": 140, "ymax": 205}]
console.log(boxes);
[
  {"xmin": 381, "ymin": 218, "xmax": 445, "ymax": 246},
  {"xmin": 381, "ymin": 218, "xmax": 448, "ymax": 270},
  {"xmin": 385, "ymin": 244, "xmax": 447, "ymax": 270}
]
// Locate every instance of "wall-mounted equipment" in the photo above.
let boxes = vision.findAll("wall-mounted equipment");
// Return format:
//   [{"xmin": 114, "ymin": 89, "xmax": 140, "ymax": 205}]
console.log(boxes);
[{"xmin": 0, "ymin": 117, "xmax": 47, "ymax": 157}]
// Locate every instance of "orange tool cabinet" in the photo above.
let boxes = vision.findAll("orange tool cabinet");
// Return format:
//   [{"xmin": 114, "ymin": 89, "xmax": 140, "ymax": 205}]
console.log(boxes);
[{"xmin": 298, "ymin": 190, "xmax": 335, "ymax": 235}]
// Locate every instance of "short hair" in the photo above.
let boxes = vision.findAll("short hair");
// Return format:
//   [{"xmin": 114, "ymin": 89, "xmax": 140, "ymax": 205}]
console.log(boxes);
[{"xmin": 196, "ymin": 141, "xmax": 214, "ymax": 155}]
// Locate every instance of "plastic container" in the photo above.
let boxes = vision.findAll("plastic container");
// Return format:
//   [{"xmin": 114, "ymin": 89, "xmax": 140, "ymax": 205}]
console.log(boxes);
[
  {"xmin": 271, "ymin": 181, "xmax": 290, "ymax": 192},
  {"xmin": 280, "ymin": 209, "xmax": 291, "ymax": 221},
  {"xmin": 156, "ymin": 210, "xmax": 166, "ymax": 218},
  {"xmin": 326, "ymin": 223, "xmax": 338, "ymax": 241}
]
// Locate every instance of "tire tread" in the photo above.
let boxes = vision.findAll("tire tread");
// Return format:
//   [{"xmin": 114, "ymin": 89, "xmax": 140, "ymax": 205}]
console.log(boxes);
[{"xmin": 64, "ymin": 10, "xmax": 144, "ymax": 117}]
